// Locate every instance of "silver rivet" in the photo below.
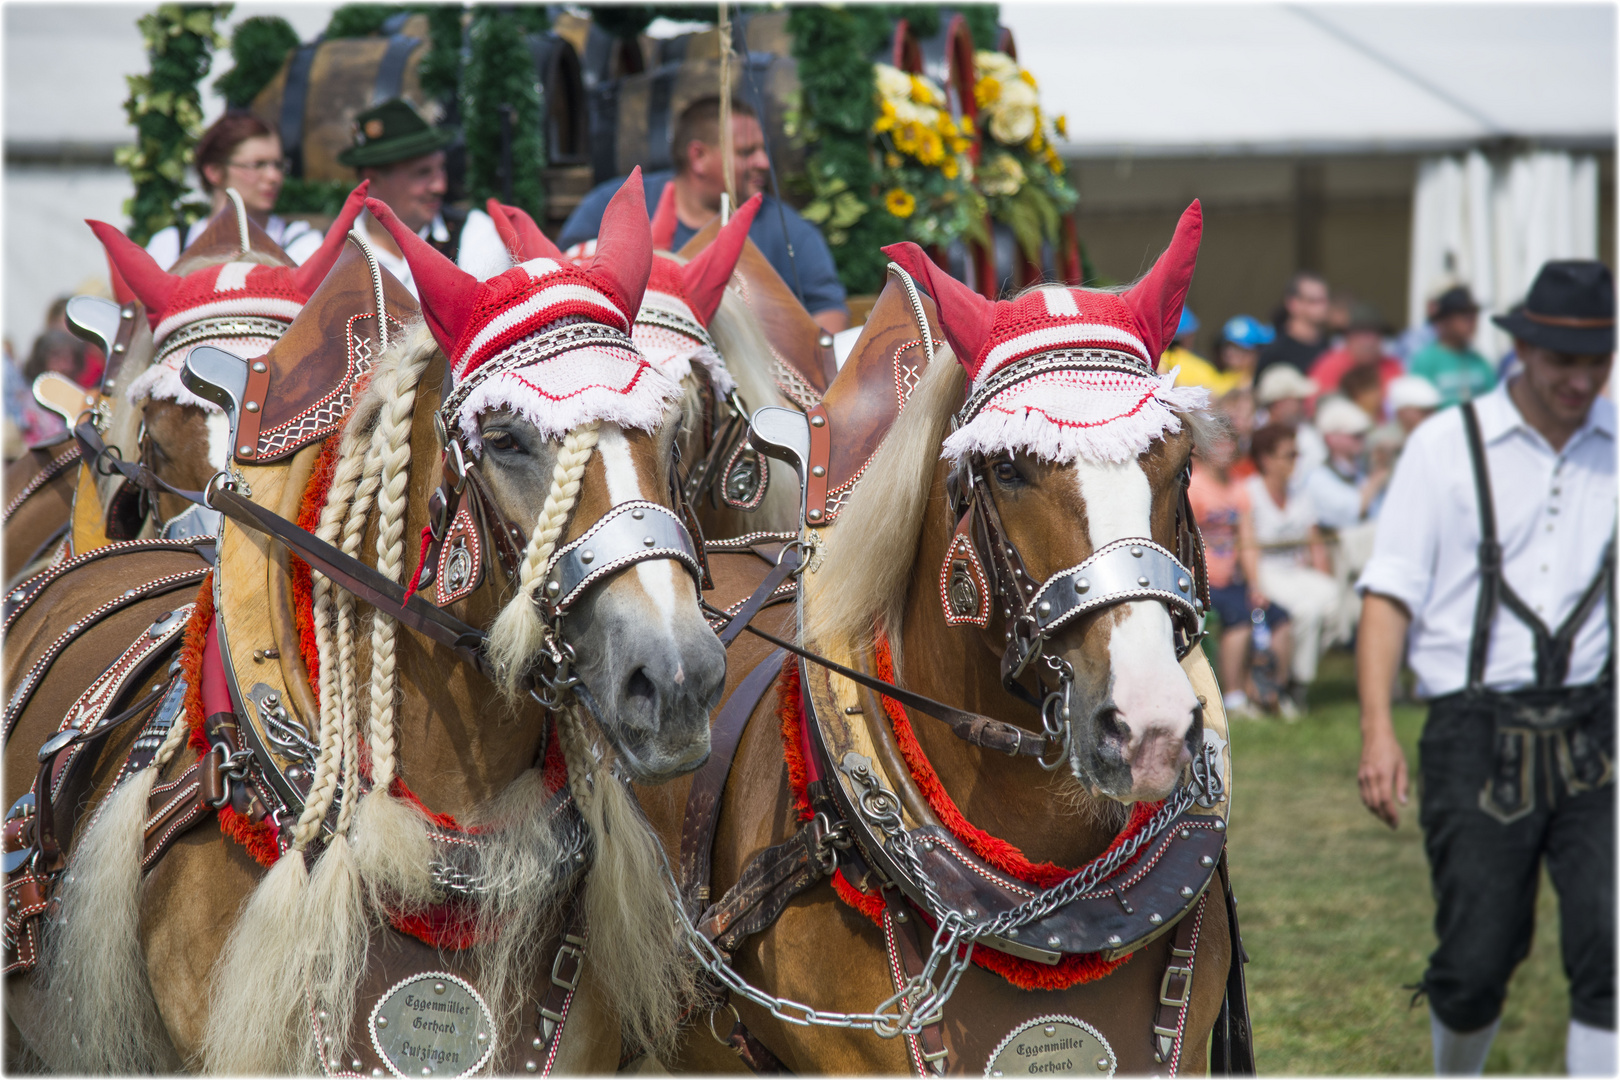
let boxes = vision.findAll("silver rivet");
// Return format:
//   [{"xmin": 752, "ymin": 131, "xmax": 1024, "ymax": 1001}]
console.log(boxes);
[
  {"xmin": 124, "ymin": 589, "xmax": 137, "ymax": 597},
  {"xmin": 377, "ymin": 1017, "xmax": 388, "ymax": 1029},
  {"xmin": 1180, "ymin": 885, "xmax": 1195, "ymax": 898},
  {"xmin": 1131, "ymin": 546, "xmax": 1143, "ymax": 557},
  {"xmin": 323, "ymin": 1035, "xmax": 333, "ymax": 1046},
  {"xmin": 476, "ymin": 1032, "xmax": 488, "ymax": 1044},
  {"xmin": 1047, "ymin": 935, "xmax": 1061, "ymax": 948},
  {"xmin": 1214, "ymin": 818, "xmax": 1226, "ymax": 831},
  {"xmin": 238, "ymin": 445, "xmax": 253, "ymax": 456},
  {"xmin": 526, "ymin": 1063, "xmax": 538, "ymax": 1073},
  {"xmin": 352, "ymin": 1061, "xmax": 362, "ymax": 1070},
  {"xmin": 121, "ymin": 306, "xmax": 134, "ymax": 319},
  {"xmin": 810, "ymin": 414, "xmax": 825, "ymax": 427},
  {"xmin": 1045, "ymin": 1024, "xmax": 1057, "ymax": 1035},
  {"xmin": 580, "ymin": 550, "xmax": 594, "ymax": 564},
  {"xmin": 317, "ymin": 1009, "xmax": 328, "ymax": 1021},
  {"xmin": 1097, "ymin": 1056, "xmax": 1111, "ymax": 1071},
  {"xmin": 1149, "ymin": 912, "xmax": 1163, "ymax": 925},
  {"xmin": 423, "ymin": 1068, "xmax": 432, "ymax": 1076},
  {"xmin": 434, "ymin": 982, "xmax": 445, "ymax": 994},
  {"xmin": 811, "ymin": 465, "xmax": 825, "ymax": 477},
  {"xmin": 896, "ymin": 910, "xmax": 908, "ymax": 922},
  {"xmin": 808, "ymin": 509, "xmax": 823, "ymax": 520},
  {"xmin": 818, "ymin": 332, "xmax": 834, "ymax": 348},
  {"xmin": 1106, "ymin": 934, "xmax": 1122, "ymax": 946},
  {"xmin": 533, "ymin": 1037, "xmax": 543, "ymax": 1049},
  {"xmin": 632, "ymin": 508, "xmax": 644, "ymax": 519},
  {"xmin": 920, "ymin": 838, "xmax": 934, "ymax": 852},
  {"xmin": 252, "ymin": 361, "xmax": 267, "ymax": 373},
  {"xmin": 113, "ymin": 343, "xmax": 126, "ymax": 353},
  {"xmin": 1008, "ymin": 927, "xmax": 1019, "ymax": 937},
  {"xmin": 1137, "ymin": 575, "xmax": 1150, "ymax": 587},
  {"xmin": 1037, "ymin": 601, "xmax": 1050, "ymax": 616},
  {"xmin": 1177, "ymin": 576, "xmax": 1189, "ymax": 591},
  {"xmin": 574, "ymin": 851, "xmax": 585, "ymax": 863},
  {"xmin": 964, "ymin": 907, "xmax": 977, "ymax": 919},
  {"xmin": 244, "ymin": 401, "xmax": 259, "ymax": 412},
  {"xmin": 374, "ymin": 1070, "xmax": 385, "ymax": 1078},
  {"xmin": 1180, "ymin": 829, "xmax": 1191, "ymax": 840},
  {"xmin": 546, "ymin": 580, "xmax": 561, "ymax": 596},
  {"xmin": 643, "ymin": 536, "xmax": 656, "ymax": 546},
  {"xmin": 1200, "ymin": 855, "xmax": 1215, "ymax": 867},
  {"xmin": 993, "ymin": 1071, "xmax": 1004, "ymax": 1078},
  {"xmin": 1075, "ymin": 578, "xmax": 1090, "ymax": 593}
]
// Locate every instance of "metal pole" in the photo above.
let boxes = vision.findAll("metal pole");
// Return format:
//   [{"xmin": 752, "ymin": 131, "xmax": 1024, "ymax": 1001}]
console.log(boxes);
[{"xmin": 717, "ymin": 1, "xmax": 736, "ymax": 211}]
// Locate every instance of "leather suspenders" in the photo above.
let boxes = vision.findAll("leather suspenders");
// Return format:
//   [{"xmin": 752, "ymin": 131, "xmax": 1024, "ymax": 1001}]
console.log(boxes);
[{"xmin": 1459, "ymin": 401, "xmax": 1615, "ymax": 691}]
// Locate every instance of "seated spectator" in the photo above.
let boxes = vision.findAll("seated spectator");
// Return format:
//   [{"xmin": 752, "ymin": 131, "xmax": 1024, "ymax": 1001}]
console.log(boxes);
[
  {"xmin": 1160, "ymin": 307, "xmax": 1239, "ymax": 393},
  {"xmin": 25, "ymin": 330, "xmax": 87, "ymax": 386},
  {"xmin": 1245, "ymin": 423, "xmax": 1342, "ymax": 709},
  {"xmin": 42, "ymin": 295, "xmax": 103, "ymax": 389},
  {"xmin": 1217, "ymin": 315, "xmax": 1274, "ymax": 390},
  {"xmin": 1339, "ymin": 362, "xmax": 1386, "ymax": 425},
  {"xmin": 1408, "ymin": 284, "xmax": 1495, "ymax": 405},
  {"xmin": 1256, "ymin": 271, "xmax": 1331, "ymax": 381},
  {"xmin": 1189, "ymin": 427, "xmax": 1290, "ymax": 718},
  {"xmin": 1386, "ymin": 374, "xmax": 1442, "ymax": 439},
  {"xmin": 1302, "ymin": 397, "xmax": 1389, "ymax": 529},
  {"xmin": 145, "ymin": 112, "xmax": 324, "ymax": 268},
  {"xmin": 1255, "ymin": 364, "xmax": 1326, "ymax": 489},
  {"xmin": 1309, "ymin": 302, "xmax": 1403, "ymax": 398}
]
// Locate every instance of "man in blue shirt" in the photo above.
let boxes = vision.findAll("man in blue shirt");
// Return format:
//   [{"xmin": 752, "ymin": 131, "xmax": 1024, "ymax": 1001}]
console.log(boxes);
[{"xmin": 558, "ymin": 97, "xmax": 848, "ymax": 333}]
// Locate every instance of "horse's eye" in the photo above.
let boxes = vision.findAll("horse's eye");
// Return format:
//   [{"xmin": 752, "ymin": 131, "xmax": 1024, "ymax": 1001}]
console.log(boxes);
[
  {"xmin": 992, "ymin": 460, "xmax": 1022, "ymax": 486},
  {"xmin": 482, "ymin": 429, "xmax": 516, "ymax": 453}
]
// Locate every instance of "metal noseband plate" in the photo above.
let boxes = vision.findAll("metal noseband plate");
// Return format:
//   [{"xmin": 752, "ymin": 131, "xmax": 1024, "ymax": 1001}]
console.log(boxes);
[
  {"xmin": 985, "ymin": 1015, "xmax": 1116, "ymax": 1078},
  {"xmin": 1029, "ymin": 538, "xmax": 1200, "ymax": 643},
  {"xmin": 367, "ymin": 971, "xmax": 495, "ymax": 1078},
  {"xmin": 542, "ymin": 500, "xmax": 701, "ymax": 615}
]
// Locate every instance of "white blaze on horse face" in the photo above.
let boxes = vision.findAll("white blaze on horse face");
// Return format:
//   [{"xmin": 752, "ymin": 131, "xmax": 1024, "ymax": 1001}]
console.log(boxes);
[
  {"xmin": 1071, "ymin": 458, "xmax": 1199, "ymax": 794},
  {"xmin": 204, "ymin": 412, "xmax": 231, "ymax": 471},
  {"xmin": 596, "ymin": 425, "xmax": 679, "ymax": 632}
]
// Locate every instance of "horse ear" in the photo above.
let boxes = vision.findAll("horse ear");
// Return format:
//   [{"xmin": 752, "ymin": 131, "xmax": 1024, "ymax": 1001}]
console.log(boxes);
[
  {"xmin": 587, "ymin": 166, "xmax": 653, "ymax": 321},
  {"xmin": 882, "ymin": 241, "xmax": 995, "ymax": 377},
  {"xmin": 1122, "ymin": 200, "xmax": 1202, "ymax": 363},
  {"xmin": 364, "ymin": 196, "xmax": 481, "ymax": 352},
  {"xmin": 485, "ymin": 198, "xmax": 566, "ymax": 262},
  {"xmin": 86, "ymin": 220, "xmax": 182, "ymax": 319},
  {"xmin": 680, "ymin": 193, "xmax": 760, "ymax": 325},
  {"xmin": 650, "ymin": 181, "xmax": 679, "ymax": 251},
  {"xmin": 290, "ymin": 181, "xmax": 370, "ymax": 297}
]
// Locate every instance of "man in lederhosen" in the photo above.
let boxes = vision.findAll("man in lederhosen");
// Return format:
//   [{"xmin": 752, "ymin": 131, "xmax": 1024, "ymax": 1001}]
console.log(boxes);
[
  {"xmin": 339, "ymin": 99, "xmax": 507, "ymax": 294},
  {"xmin": 1356, "ymin": 260, "xmax": 1616, "ymax": 1075}
]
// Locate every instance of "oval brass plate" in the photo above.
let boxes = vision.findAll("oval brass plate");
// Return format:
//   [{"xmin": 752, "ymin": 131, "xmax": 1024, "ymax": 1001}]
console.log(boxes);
[
  {"xmin": 985, "ymin": 1015, "xmax": 1116, "ymax": 1078},
  {"xmin": 368, "ymin": 971, "xmax": 495, "ymax": 1077}
]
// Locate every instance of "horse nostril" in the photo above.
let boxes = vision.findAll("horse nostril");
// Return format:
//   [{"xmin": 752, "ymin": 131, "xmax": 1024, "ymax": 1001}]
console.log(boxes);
[
  {"xmin": 625, "ymin": 668, "xmax": 657, "ymax": 709},
  {"xmin": 1094, "ymin": 704, "xmax": 1128, "ymax": 744}
]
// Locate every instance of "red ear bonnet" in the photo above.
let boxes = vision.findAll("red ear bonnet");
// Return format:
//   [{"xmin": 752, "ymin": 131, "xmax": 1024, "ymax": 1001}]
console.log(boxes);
[
  {"xmin": 485, "ymin": 198, "xmax": 567, "ymax": 262},
  {"xmin": 87, "ymin": 220, "xmax": 182, "ymax": 324},
  {"xmin": 582, "ymin": 167, "xmax": 653, "ymax": 322},
  {"xmin": 1121, "ymin": 200, "xmax": 1202, "ymax": 363},
  {"xmin": 881, "ymin": 242, "xmax": 995, "ymax": 375},
  {"xmin": 669, "ymin": 193, "xmax": 761, "ymax": 326},
  {"xmin": 649, "ymin": 182, "xmax": 680, "ymax": 251}
]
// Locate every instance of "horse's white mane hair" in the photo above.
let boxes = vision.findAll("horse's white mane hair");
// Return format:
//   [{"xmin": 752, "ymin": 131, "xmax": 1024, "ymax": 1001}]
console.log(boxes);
[{"xmin": 703, "ymin": 290, "xmax": 803, "ymax": 530}]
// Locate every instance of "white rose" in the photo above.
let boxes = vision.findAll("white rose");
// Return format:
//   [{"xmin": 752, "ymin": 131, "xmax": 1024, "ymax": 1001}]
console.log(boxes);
[
  {"xmin": 988, "ymin": 103, "xmax": 1037, "ymax": 145},
  {"xmin": 997, "ymin": 78, "xmax": 1039, "ymax": 110},
  {"xmin": 975, "ymin": 50, "xmax": 1018, "ymax": 83},
  {"xmin": 875, "ymin": 64, "xmax": 913, "ymax": 103}
]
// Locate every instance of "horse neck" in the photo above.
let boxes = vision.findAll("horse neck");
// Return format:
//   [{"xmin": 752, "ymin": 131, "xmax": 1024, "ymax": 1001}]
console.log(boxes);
[
  {"xmin": 344, "ymin": 362, "xmax": 544, "ymax": 820},
  {"xmin": 893, "ymin": 458, "xmax": 1123, "ymax": 867}
]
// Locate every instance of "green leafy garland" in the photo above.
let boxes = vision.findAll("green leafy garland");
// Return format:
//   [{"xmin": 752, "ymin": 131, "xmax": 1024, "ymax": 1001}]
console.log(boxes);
[
  {"xmin": 460, "ymin": 6, "xmax": 548, "ymax": 218},
  {"xmin": 214, "ymin": 14, "xmax": 296, "ymax": 108},
  {"xmin": 118, "ymin": 4, "xmax": 230, "ymax": 245}
]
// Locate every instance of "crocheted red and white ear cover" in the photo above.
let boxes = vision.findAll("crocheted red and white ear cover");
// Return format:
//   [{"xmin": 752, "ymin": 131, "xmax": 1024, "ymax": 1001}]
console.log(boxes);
[
  {"xmin": 369, "ymin": 168, "xmax": 679, "ymax": 448},
  {"xmin": 883, "ymin": 201, "xmax": 1211, "ymax": 464}
]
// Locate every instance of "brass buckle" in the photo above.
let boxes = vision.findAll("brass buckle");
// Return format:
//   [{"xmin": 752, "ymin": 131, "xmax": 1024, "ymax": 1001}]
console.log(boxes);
[{"xmin": 1158, "ymin": 962, "xmax": 1194, "ymax": 1010}]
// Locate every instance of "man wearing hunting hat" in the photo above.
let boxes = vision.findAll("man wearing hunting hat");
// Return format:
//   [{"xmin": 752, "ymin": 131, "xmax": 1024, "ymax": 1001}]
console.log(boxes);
[
  {"xmin": 340, "ymin": 98, "xmax": 508, "ymax": 295},
  {"xmin": 1357, "ymin": 259, "xmax": 1616, "ymax": 1075}
]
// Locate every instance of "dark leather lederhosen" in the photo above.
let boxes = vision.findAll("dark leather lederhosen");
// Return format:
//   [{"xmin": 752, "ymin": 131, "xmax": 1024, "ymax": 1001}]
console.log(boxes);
[{"xmin": 1457, "ymin": 401, "xmax": 1614, "ymax": 822}]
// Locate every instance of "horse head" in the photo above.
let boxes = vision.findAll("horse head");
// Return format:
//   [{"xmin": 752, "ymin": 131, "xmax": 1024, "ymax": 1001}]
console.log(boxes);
[
  {"xmin": 825, "ymin": 202, "xmax": 1213, "ymax": 805},
  {"xmin": 86, "ymin": 184, "xmax": 367, "ymax": 528},
  {"xmin": 373, "ymin": 170, "xmax": 725, "ymax": 784}
]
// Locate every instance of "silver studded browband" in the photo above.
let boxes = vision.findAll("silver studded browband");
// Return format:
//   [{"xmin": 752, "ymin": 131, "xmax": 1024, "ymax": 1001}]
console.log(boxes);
[
  {"xmin": 155, "ymin": 315, "xmax": 292, "ymax": 365},
  {"xmin": 540, "ymin": 500, "xmax": 702, "ymax": 616},
  {"xmin": 1028, "ymin": 537, "xmax": 1200, "ymax": 643},
  {"xmin": 438, "ymin": 321, "xmax": 638, "ymax": 430}
]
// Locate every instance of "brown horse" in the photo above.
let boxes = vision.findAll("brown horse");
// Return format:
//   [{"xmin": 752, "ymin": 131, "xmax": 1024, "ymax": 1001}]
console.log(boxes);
[
  {"xmin": 3, "ymin": 434, "xmax": 80, "ymax": 584},
  {"xmin": 6, "ymin": 186, "xmax": 725, "ymax": 1073},
  {"xmin": 639, "ymin": 204, "xmax": 1245, "ymax": 1075}
]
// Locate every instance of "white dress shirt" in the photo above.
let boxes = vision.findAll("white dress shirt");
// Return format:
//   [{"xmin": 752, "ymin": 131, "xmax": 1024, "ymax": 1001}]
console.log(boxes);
[
  {"xmin": 361, "ymin": 209, "xmax": 506, "ymax": 298},
  {"xmin": 1357, "ymin": 381, "xmax": 1616, "ymax": 698},
  {"xmin": 145, "ymin": 215, "xmax": 323, "ymax": 269}
]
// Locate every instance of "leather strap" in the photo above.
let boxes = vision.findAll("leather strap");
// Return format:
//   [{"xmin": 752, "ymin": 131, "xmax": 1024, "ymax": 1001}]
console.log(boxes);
[
  {"xmin": 804, "ymin": 405, "xmax": 831, "ymax": 525},
  {"xmin": 1149, "ymin": 893, "xmax": 1206, "ymax": 1070},
  {"xmin": 3, "ymin": 442, "xmax": 80, "ymax": 525},
  {"xmin": 723, "ymin": 1009, "xmax": 793, "ymax": 1074},
  {"xmin": 717, "ymin": 550, "xmax": 801, "ymax": 647},
  {"xmin": 881, "ymin": 887, "xmax": 950, "ymax": 1075},
  {"xmin": 680, "ymin": 648, "xmax": 787, "ymax": 913},
  {"xmin": 696, "ymin": 811, "xmax": 840, "ymax": 955},
  {"xmin": 1209, "ymin": 852, "xmax": 1256, "ymax": 1075},
  {"xmin": 233, "ymin": 360, "xmax": 272, "ymax": 460},
  {"xmin": 75, "ymin": 421, "xmax": 206, "ymax": 507}
]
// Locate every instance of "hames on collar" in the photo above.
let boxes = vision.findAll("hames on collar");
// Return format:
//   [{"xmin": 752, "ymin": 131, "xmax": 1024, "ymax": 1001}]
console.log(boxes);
[{"xmin": 884, "ymin": 201, "xmax": 1211, "ymax": 466}]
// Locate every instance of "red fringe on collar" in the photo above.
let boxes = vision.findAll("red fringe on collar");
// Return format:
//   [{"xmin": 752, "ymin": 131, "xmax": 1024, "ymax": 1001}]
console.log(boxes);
[{"xmin": 776, "ymin": 645, "xmax": 1160, "ymax": 991}]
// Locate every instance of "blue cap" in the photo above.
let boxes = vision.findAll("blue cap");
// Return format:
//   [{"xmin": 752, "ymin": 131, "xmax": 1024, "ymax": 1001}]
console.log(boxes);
[
  {"xmin": 1222, "ymin": 314, "xmax": 1275, "ymax": 349},
  {"xmin": 1176, "ymin": 307, "xmax": 1199, "ymax": 336}
]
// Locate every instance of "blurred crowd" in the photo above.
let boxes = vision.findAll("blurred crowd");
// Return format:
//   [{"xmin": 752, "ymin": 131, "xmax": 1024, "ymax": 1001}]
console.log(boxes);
[
  {"xmin": 2, "ymin": 292, "xmax": 110, "ymax": 457},
  {"xmin": 1165, "ymin": 272, "xmax": 1504, "ymax": 718}
]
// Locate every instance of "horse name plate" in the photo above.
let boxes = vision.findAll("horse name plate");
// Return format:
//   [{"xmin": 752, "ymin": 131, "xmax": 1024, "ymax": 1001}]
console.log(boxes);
[
  {"xmin": 985, "ymin": 1015, "xmax": 1115, "ymax": 1078},
  {"xmin": 369, "ymin": 971, "xmax": 495, "ymax": 1078}
]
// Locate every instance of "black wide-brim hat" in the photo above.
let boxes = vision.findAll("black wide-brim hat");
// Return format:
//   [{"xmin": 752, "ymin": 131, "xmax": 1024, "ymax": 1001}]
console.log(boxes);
[{"xmin": 1493, "ymin": 259, "xmax": 1616, "ymax": 354}]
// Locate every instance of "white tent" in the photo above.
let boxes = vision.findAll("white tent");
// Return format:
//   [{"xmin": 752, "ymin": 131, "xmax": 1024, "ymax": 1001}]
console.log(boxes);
[{"xmin": 1009, "ymin": 3, "xmax": 1615, "ymax": 158}]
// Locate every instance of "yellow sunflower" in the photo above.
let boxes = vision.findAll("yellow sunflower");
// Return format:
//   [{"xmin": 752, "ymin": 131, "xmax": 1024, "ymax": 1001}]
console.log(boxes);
[{"xmin": 885, "ymin": 188, "xmax": 917, "ymax": 218}]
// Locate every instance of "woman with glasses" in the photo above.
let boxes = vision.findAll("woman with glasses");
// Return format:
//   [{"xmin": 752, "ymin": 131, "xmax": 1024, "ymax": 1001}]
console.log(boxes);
[{"xmin": 144, "ymin": 112, "xmax": 323, "ymax": 269}]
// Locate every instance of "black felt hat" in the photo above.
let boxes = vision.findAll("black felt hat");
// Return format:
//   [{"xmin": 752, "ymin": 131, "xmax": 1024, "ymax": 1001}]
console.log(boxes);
[
  {"xmin": 337, "ymin": 98, "xmax": 452, "ymax": 169},
  {"xmin": 1493, "ymin": 260, "xmax": 1616, "ymax": 355},
  {"xmin": 1428, "ymin": 285, "xmax": 1480, "ymax": 322}
]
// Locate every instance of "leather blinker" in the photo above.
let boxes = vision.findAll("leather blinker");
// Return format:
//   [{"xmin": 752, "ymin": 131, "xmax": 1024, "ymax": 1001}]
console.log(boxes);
[
  {"xmin": 940, "ymin": 511, "xmax": 991, "ymax": 628},
  {"xmin": 435, "ymin": 506, "xmax": 484, "ymax": 606}
]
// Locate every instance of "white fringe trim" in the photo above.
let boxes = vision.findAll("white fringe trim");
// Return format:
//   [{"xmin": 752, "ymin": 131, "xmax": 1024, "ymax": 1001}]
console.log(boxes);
[
  {"xmin": 943, "ymin": 368, "xmax": 1211, "ymax": 466},
  {"xmin": 455, "ymin": 361, "xmax": 682, "ymax": 451},
  {"xmin": 125, "ymin": 336, "xmax": 277, "ymax": 410}
]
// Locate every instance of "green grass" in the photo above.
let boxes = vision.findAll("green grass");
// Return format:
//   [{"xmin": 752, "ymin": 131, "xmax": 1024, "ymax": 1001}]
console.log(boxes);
[{"xmin": 1226, "ymin": 650, "xmax": 1571, "ymax": 1075}]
